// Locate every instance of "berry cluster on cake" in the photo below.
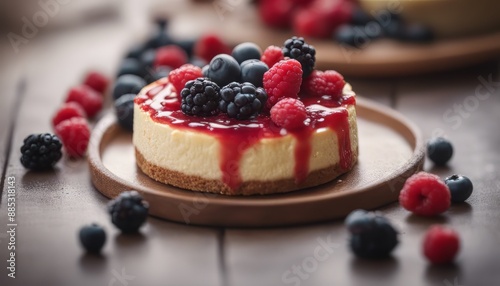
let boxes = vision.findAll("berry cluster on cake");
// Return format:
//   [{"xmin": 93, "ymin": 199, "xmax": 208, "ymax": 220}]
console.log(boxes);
[{"xmin": 133, "ymin": 37, "xmax": 358, "ymax": 195}]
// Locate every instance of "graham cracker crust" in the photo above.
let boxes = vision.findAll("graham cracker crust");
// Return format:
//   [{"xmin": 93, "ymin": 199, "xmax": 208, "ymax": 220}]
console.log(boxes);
[{"xmin": 135, "ymin": 147, "xmax": 357, "ymax": 196}]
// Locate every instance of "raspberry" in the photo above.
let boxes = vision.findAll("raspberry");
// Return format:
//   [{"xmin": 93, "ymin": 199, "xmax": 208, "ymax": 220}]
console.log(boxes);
[
  {"xmin": 309, "ymin": 0, "xmax": 353, "ymax": 37},
  {"xmin": 293, "ymin": 8, "xmax": 333, "ymax": 39},
  {"xmin": 261, "ymin": 45, "xmax": 284, "ymax": 68},
  {"xmin": 302, "ymin": 70, "xmax": 345, "ymax": 98},
  {"xmin": 258, "ymin": 0, "xmax": 295, "ymax": 28},
  {"xmin": 55, "ymin": 117, "xmax": 91, "ymax": 158},
  {"xmin": 154, "ymin": 45, "xmax": 188, "ymax": 69},
  {"xmin": 399, "ymin": 172, "xmax": 451, "ymax": 216},
  {"xmin": 219, "ymin": 82, "xmax": 267, "ymax": 120},
  {"xmin": 83, "ymin": 71, "xmax": 109, "ymax": 94},
  {"xmin": 181, "ymin": 78, "xmax": 221, "ymax": 116},
  {"xmin": 108, "ymin": 191, "xmax": 149, "ymax": 233},
  {"xmin": 194, "ymin": 33, "xmax": 231, "ymax": 63},
  {"xmin": 423, "ymin": 225, "xmax": 460, "ymax": 264},
  {"xmin": 168, "ymin": 64, "xmax": 203, "ymax": 98},
  {"xmin": 282, "ymin": 37, "xmax": 316, "ymax": 78},
  {"xmin": 52, "ymin": 102, "xmax": 87, "ymax": 128},
  {"xmin": 270, "ymin": 98, "xmax": 307, "ymax": 129},
  {"xmin": 20, "ymin": 133, "xmax": 62, "ymax": 170},
  {"xmin": 263, "ymin": 59, "xmax": 303, "ymax": 109},
  {"xmin": 65, "ymin": 85, "xmax": 103, "ymax": 118}
]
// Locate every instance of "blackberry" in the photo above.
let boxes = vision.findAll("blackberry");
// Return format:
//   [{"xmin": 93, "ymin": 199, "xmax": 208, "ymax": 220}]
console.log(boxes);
[
  {"xmin": 20, "ymin": 133, "xmax": 62, "ymax": 170},
  {"xmin": 219, "ymin": 82, "xmax": 267, "ymax": 120},
  {"xmin": 79, "ymin": 224, "xmax": 106, "ymax": 253},
  {"xmin": 345, "ymin": 209, "xmax": 399, "ymax": 259},
  {"xmin": 181, "ymin": 78, "xmax": 221, "ymax": 116},
  {"xmin": 108, "ymin": 191, "xmax": 149, "ymax": 233},
  {"xmin": 282, "ymin": 37, "xmax": 316, "ymax": 78}
]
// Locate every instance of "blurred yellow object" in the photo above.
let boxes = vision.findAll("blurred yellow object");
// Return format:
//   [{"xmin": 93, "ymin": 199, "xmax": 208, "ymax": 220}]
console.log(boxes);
[{"xmin": 359, "ymin": 0, "xmax": 500, "ymax": 37}]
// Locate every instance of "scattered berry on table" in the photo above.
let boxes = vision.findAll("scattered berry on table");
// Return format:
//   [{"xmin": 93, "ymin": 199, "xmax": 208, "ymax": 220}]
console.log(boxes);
[
  {"xmin": 282, "ymin": 37, "xmax": 316, "ymax": 78},
  {"xmin": 84, "ymin": 71, "xmax": 109, "ymax": 94},
  {"xmin": 427, "ymin": 137, "xmax": 453, "ymax": 166},
  {"xmin": 194, "ymin": 33, "xmax": 231, "ymax": 63},
  {"xmin": 240, "ymin": 59, "xmax": 269, "ymax": 88},
  {"xmin": 54, "ymin": 117, "xmax": 91, "ymax": 158},
  {"xmin": 263, "ymin": 59, "xmax": 303, "ymax": 109},
  {"xmin": 108, "ymin": 191, "xmax": 149, "ymax": 233},
  {"xmin": 270, "ymin": 98, "xmax": 307, "ymax": 129},
  {"xmin": 302, "ymin": 70, "xmax": 345, "ymax": 98},
  {"xmin": 345, "ymin": 209, "xmax": 399, "ymax": 259},
  {"xmin": 207, "ymin": 54, "xmax": 241, "ymax": 88},
  {"xmin": 154, "ymin": 45, "xmax": 189, "ymax": 69},
  {"xmin": 445, "ymin": 174, "xmax": 473, "ymax": 203},
  {"xmin": 219, "ymin": 82, "xmax": 267, "ymax": 120},
  {"xmin": 181, "ymin": 78, "xmax": 221, "ymax": 117},
  {"xmin": 65, "ymin": 85, "xmax": 103, "ymax": 118},
  {"xmin": 52, "ymin": 102, "xmax": 87, "ymax": 128},
  {"xmin": 113, "ymin": 74, "xmax": 147, "ymax": 101},
  {"xmin": 168, "ymin": 64, "xmax": 203, "ymax": 97},
  {"xmin": 20, "ymin": 133, "xmax": 62, "ymax": 170},
  {"xmin": 231, "ymin": 42, "xmax": 262, "ymax": 64},
  {"xmin": 114, "ymin": 94, "xmax": 136, "ymax": 132},
  {"xmin": 79, "ymin": 224, "xmax": 106, "ymax": 253},
  {"xmin": 399, "ymin": 172, "xmax": 451, "ymax": 216},
  {"xmin": 261, "ymin": 45, "xmax": 284, "ymax": 69},
  {"xmin": 423, "ymin": 225, "xmax": 460, "ymax": 264},
  {"xmin": 117, "ymin": 58, "xmax": 145, "ymax": 78}
]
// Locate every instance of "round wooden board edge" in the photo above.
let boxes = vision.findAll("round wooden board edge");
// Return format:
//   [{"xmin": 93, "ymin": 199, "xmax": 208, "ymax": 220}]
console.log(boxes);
[{"xmin": 88, "ymin": 97, "xmax": 425, "ymax": 227}]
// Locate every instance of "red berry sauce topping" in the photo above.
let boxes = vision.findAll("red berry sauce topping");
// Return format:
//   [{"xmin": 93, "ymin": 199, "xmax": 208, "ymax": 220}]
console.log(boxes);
[{"xmin": 135, "ymin": 78, "xmax": 356, "ymax": 192}]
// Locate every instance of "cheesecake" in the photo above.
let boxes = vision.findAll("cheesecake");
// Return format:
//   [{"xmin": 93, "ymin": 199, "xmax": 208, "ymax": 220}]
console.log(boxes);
[{"xmin": 133, "ymin": 78, "xmax": 358, "ymax": 195}]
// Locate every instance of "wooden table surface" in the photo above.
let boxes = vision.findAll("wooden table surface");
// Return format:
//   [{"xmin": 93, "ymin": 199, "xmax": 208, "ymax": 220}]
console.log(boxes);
[{"xmin": 1, "ymin": 1, "xmax": 500, "ymax": 286}]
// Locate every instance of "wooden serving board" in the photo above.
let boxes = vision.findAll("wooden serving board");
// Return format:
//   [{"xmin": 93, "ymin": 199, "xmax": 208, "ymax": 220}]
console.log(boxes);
[
  {"xmin": 88, "ymin": 97, "xmax": 424, "ymax": 227},
  {"xmin": 165, "ymin": 1, "xmax": 500, "ymax": 77}
]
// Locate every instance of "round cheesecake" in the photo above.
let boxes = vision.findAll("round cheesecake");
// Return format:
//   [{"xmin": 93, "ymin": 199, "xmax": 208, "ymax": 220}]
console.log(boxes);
[{"xmin": 133, "ymin": 78, "xmax": 358, "ymax": 196}]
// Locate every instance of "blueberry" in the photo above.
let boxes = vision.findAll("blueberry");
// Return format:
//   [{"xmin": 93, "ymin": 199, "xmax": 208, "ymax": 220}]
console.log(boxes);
[
  {"xmin": 202, "ymin": 65, "xmax": 210, "ymax": 78},
  {"xmin": 427, "ymin": 137, "xmax": 453, "ymax": 166},
  {"xmin": 351, "ymin": 7, "xmax": 373, "ymax": 26},
  {"xmin": 240, "ymin": 60, "xmax": 268, "ymax": 88},
  {"xmin": 117, "ymin": 58, "xmax": 145, "ymax": 78},
  {"xmin": 113, "ymin": 74, "xmax": 147, "ymax": 101},
  {"xmin": 335, "ymin": 25, "xmax": 369, "ymax": 48},
  {"xmin": 114, "ymin": 94, "xmax": 135, "ymax": 132},
  {"xmin": 208, "ymin": 54, "xmax": 241, "ymax": 87},
  {"xmin": 345, "ymin": 209, "xmax": 399, "ymax": 258},
  {"xmin": 231, "ymin": 42, "xmax": 262, "ymax": 64},
  {"xmin": 79, "ymin": 224, "xmax": 106, "ymax": 253},
  {"xmin": 402, "ymin": 24, "xmax": 434, "ymax": 43},
  {"xmin": 445, "ymin": 174, "xmax": 473, "ymax": 203},
  {"xmin": 140, "ymin": 49, "xmax": 157, "ymax": 73},
  {"xmin": 145, "ymin": 25, "xmax": 172, "ymax": 49}
]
